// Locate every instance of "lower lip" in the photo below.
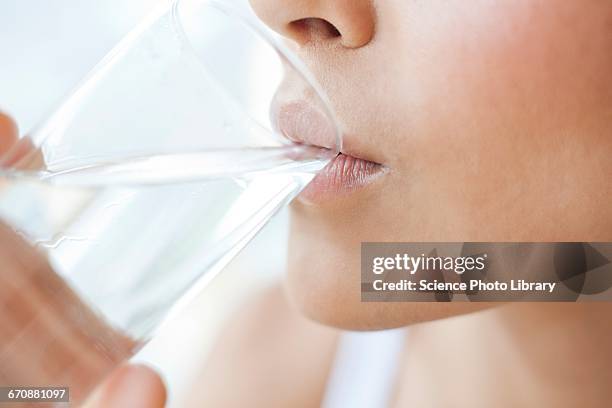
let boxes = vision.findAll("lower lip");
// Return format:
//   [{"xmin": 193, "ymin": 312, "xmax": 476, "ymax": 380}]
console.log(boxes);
[{"xmin": 298, "ymin": 153, "xmax": 386, "ymax": 203}]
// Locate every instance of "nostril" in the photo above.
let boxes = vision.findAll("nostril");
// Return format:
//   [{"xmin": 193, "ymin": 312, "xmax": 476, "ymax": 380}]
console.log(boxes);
[{"xmin": 288, "ymin": 18, "xmax": 341, "ymax": 44}]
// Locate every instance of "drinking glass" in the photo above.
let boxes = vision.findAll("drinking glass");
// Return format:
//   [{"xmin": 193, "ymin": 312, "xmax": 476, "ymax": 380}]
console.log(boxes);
[{"xmin": 0, "ymin": 0, "xmax": 339, "ymax": 402}]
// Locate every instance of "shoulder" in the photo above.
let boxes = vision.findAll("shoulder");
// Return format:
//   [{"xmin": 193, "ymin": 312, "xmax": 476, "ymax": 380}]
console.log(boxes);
[{"xmin": 187, "ymin": 282, "xmax": 340, "ymax": 408}]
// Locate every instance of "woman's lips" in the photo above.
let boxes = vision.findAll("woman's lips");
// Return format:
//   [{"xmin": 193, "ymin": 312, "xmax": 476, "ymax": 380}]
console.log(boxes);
[
  {"xmin": 298, "ymin": 153, "xmax": 386, "ymax": 203},
  {"xmin": 273, "ymin": 100, "xmax": 386, "ymax": 203}
]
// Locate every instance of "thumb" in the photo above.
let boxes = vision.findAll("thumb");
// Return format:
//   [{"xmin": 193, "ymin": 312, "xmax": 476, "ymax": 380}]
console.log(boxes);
[{"xmin": 83, "ymin": 364, "xmax": 167, "ymax": 408}]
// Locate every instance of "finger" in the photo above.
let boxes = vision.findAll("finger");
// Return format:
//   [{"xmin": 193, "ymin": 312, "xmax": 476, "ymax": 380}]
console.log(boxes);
[
  {"xmin": 0, "ymin": 222, "xmax": 137, "ymax": 403},
  {"xmin": 0, "ymin": 111, "xmax": 18, "ymax": 155},
  {"xmin": 0, "ymin": 136, "xmax": 45, "ymax": 170},
  {"xmin": 0, "ymin": 112, "xmax": 44, "ymax": 170},
  {"xmin": 83, "ymin": 364, "xmax": 167, "ymax": 408}
]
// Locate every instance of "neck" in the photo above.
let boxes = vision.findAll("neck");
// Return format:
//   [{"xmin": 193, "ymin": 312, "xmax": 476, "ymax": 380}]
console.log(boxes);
[{"xmin": 395, "ymin": 304, "xmax": 612, "ymax": 407}]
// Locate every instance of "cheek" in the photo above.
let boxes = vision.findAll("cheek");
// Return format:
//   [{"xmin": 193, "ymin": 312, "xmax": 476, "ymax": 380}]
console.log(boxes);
[
  {"xmin": 399, "ymin": 0, "xmax": 612, "ymax": 144},
  {"xmin": 394, "ymin": 0, "xmax": 610, "ymax": 137},
  {"xmin": 387, "ymin": 0, "xmax": 612, "ymax": 238}
]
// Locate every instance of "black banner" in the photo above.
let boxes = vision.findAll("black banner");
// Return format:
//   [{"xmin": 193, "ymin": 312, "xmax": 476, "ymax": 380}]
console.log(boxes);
[{"xmin": 361, "ymin": 243, "xmax": 612, "ymax": 302}]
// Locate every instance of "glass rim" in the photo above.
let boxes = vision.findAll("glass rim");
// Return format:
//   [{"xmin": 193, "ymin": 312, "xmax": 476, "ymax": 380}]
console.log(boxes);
[
  {"xmin": 0, "ymin": 0, "xmax": 342, "ymax": 176},
  {"xmin": 173, "ymin": 0, "xmax": 342, "ymax": 154}
]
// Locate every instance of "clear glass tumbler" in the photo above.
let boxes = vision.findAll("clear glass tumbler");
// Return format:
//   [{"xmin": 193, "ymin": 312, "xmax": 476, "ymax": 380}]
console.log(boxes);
[{"xmin": 0, "ymin": 0, "xmax": 339, "ymax": 403}]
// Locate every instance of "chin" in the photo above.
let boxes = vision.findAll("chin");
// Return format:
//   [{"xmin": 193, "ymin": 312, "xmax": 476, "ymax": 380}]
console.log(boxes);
[
  {"xmin": 284, "ymin": 271, "xmax": 491, "ymax": 330},
  {"xmin": 284, "ymin": 237, "xmax": 491, "ymax": 330}
]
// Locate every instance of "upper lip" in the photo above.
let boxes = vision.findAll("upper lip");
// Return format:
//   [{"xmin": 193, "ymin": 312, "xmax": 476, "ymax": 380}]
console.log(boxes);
[
  {"xmin": 272, "ymin": 100, "xmax": 338, "ymax": 150},
  {"xmin": 271, "ymin": 99, "xmax": 381, "ymax": 165}
]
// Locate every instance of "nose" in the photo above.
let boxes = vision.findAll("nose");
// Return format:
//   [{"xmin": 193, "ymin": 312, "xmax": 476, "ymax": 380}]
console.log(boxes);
[{"xmin": 249, "ymin": 0, "xmax": 375, "ymax": 48}]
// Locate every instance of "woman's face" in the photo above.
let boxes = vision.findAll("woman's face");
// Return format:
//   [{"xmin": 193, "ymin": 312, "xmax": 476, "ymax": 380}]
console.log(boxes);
[{"xmin": 250, "ymin": 0, "xmax": 612, "ymax": 329}]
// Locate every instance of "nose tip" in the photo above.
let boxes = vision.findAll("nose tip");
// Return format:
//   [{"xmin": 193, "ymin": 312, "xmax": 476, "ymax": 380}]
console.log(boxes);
[{"xmin": 249, "ymin": 0, "xmax": 375, "ymax": 49}]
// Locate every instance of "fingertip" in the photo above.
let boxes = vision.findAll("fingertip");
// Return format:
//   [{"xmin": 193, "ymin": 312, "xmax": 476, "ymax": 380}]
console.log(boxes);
[
  {"xmin": 89, "ymin": 364, "xmax": 167, "ymax": 408},
  {"xmin": 0, "ymin": 112, "xmax": 18, "ymax": 155},
  {"xmin": 127, "ymin": 364, "xmax": 168, "ymax": 405}
]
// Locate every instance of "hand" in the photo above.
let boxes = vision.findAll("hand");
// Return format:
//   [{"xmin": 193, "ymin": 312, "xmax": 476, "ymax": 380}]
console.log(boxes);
[{"xmin": 0, "ymin": 112, "xmax": 167, "ymax": 407}]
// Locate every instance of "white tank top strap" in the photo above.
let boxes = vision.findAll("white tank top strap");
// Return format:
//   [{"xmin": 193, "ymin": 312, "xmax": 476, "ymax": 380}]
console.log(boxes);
[{"xmin": 320, "ymin": 328, "xmax": 408, "ymax": 408}]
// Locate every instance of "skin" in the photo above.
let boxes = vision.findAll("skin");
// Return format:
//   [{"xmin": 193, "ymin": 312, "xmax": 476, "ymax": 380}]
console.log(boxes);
[
  {"xmin": 248, "ymin": 0, "xmax": 612, "ymax": 328},
  {"xmin": 186, "ymin": 1, "xmax": 612, "ymax": 407},
  {"xmin": 191, "ymin": 286, "xmax": 612, "ymax": 407},
  {"xmin": 188, "ymin": 285, "xmax": 338, "ymax": 408}
]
